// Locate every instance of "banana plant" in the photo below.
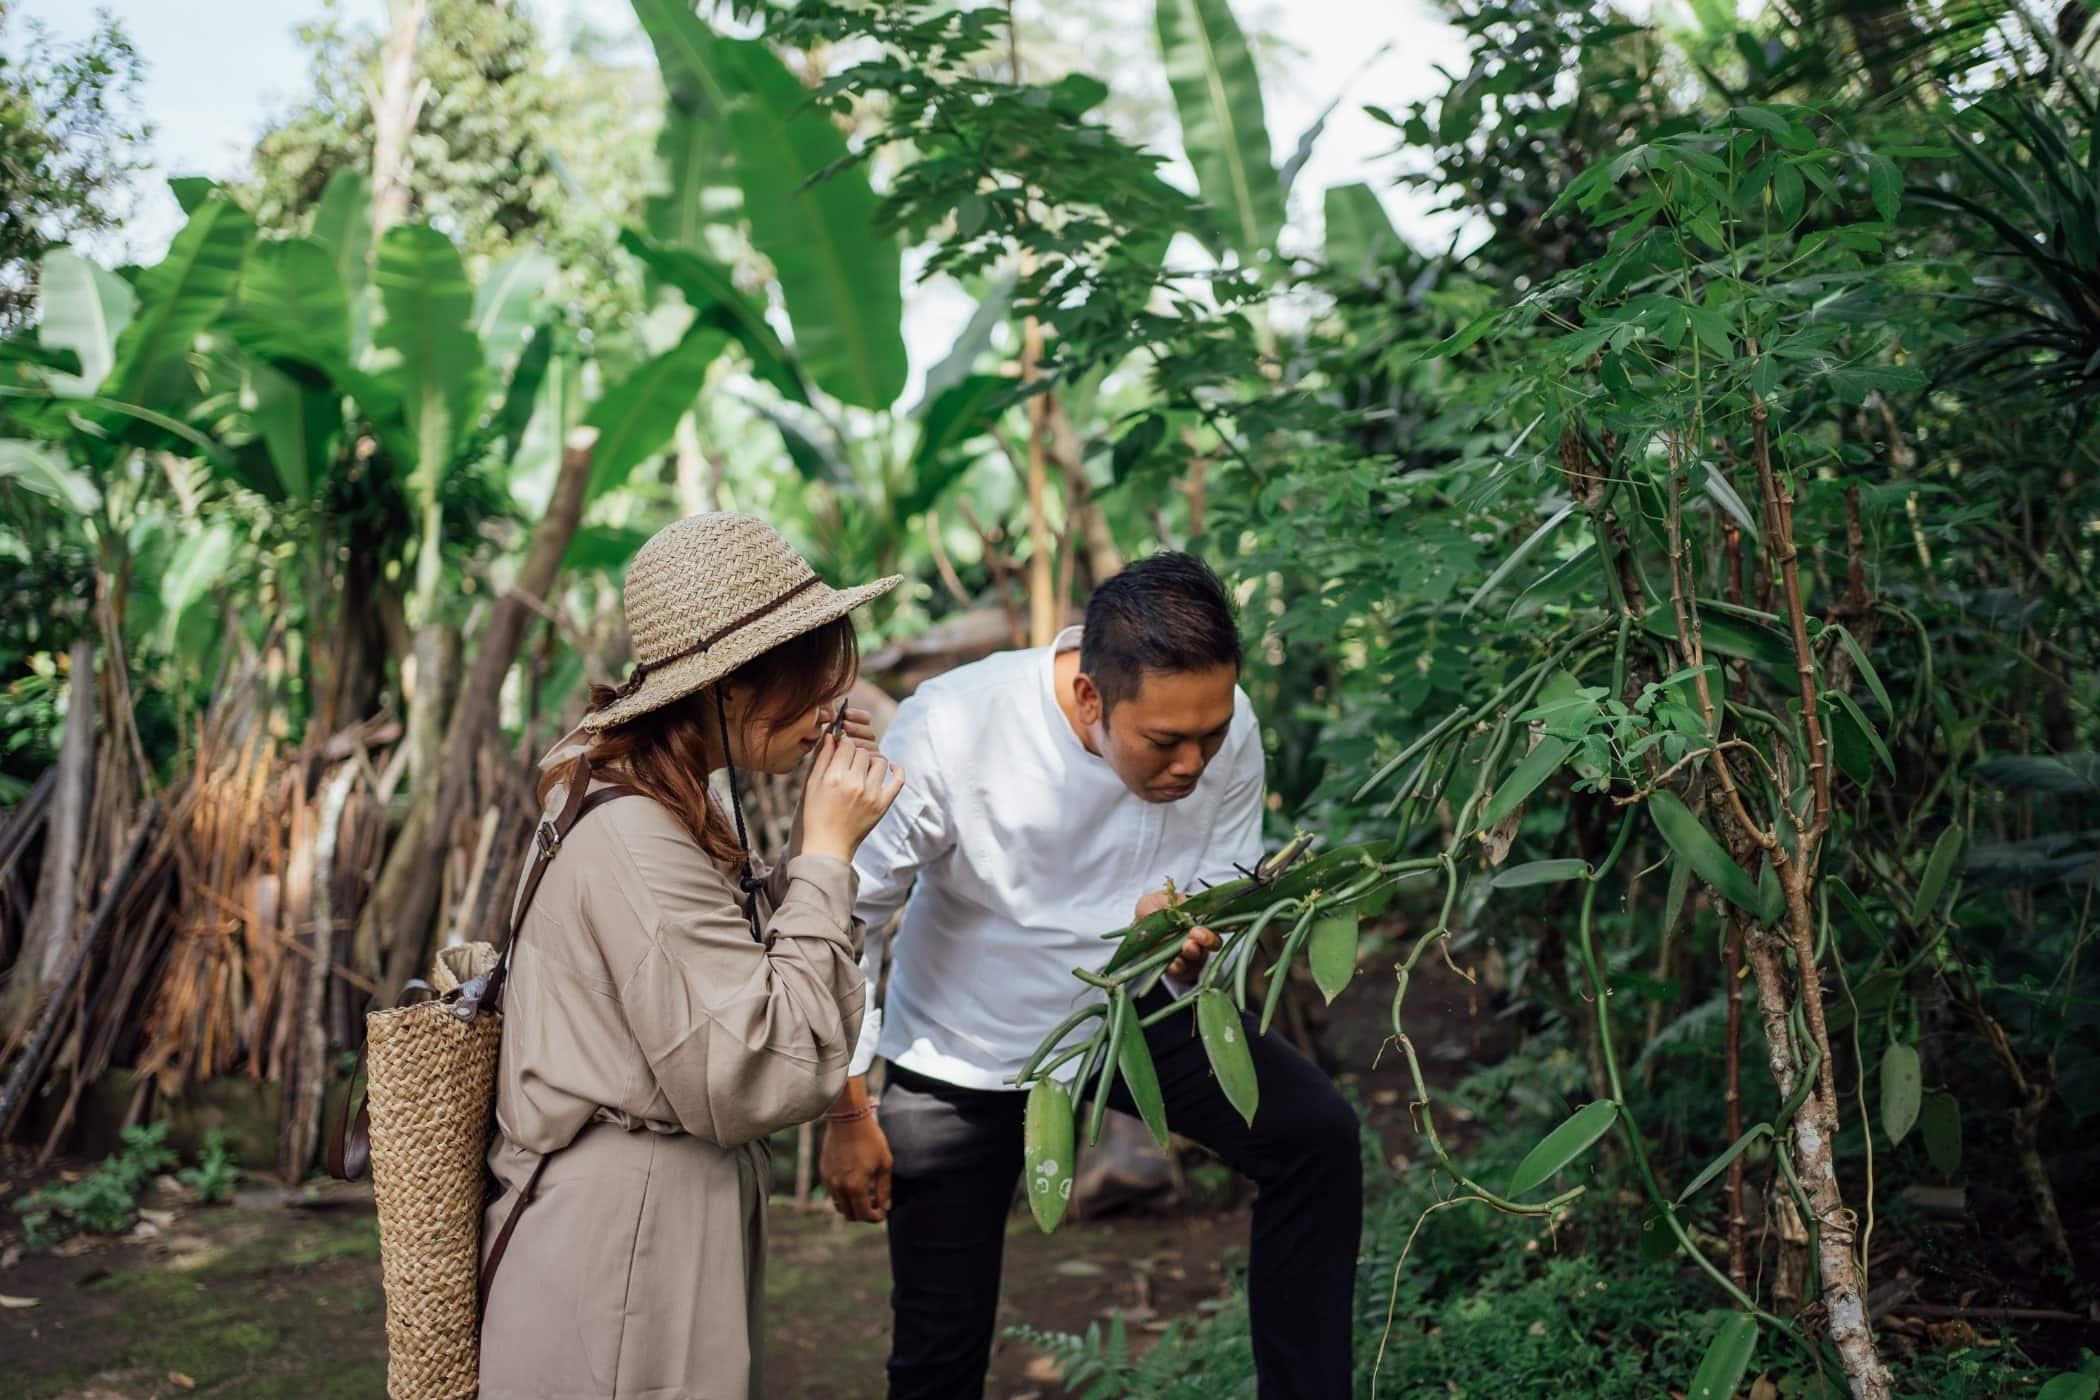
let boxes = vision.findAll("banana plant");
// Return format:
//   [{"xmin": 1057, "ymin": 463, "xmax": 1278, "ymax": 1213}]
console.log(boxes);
[
  {"xmin": 630, "ymin": 0, "xmax": 906, "ymax": 410},
  {"xmin": 0, "ymin": 188, "xmax": 263, "ymax": 673},
  {"xmin": 621, "ymin": 1, "xmax": 1016, "ymax": 592},
  {"xmin": 4, "ymin": 175, "xmax": 745, "ymax": 727},
  {"xmin": 1155, "ymin": 0, "xmax": 1287, "ymax": 267}
]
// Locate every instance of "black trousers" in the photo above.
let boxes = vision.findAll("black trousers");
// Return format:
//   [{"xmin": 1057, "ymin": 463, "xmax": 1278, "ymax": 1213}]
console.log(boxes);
[{"xmin": 879, "ymin": 992, "xmax": 1363, "ymax": 1400}]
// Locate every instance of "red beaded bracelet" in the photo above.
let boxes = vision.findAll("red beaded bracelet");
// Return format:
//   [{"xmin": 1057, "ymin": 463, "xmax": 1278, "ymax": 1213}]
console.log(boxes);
[{"xmin": 823, "ymin": 1103, "xmax": 878, "ymax": 1124}]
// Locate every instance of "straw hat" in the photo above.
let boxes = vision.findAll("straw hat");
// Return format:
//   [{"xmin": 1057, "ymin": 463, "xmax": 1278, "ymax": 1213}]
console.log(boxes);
[{"xmin": 583, "ymin": 514, "xmax": 901, "ymax": 732}]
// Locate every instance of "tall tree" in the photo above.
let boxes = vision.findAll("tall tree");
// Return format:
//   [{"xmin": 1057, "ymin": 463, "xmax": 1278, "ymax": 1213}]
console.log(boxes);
[
  {"xmin": 0, "ymin": 4, "xmax": 150, "ymax": 331},
  {"xmin": 242, "ymin": 0, "xmax": 653, "ymax": 321}
]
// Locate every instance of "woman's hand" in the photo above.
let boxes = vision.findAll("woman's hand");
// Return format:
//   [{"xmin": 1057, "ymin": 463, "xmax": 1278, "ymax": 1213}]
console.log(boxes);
[
  {"xmin": 822, "ymin": 703, "xmax": 881, "ymax": 750},
  {"xmin": 819, "ymin": 1079, "xmax": 892, "ymax": 1223},
  {"xmin": 800, "ymin": 733, "xmax": 905, "ymax": 863},
  {"xmin": 790, "ymin": 704, "xmax": 882, "ymax": 858}
]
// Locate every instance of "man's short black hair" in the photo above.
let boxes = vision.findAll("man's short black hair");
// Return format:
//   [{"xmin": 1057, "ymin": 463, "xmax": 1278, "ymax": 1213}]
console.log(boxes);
[{"xmin": 1080, "ymin": 552, "xmax": 1242, "ymax": 713}]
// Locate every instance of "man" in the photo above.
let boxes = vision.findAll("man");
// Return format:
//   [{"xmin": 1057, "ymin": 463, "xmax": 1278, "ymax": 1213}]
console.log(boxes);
[{"xmin": 820, "ymin": 553, "xmax": 1362, "ymax": 1400}]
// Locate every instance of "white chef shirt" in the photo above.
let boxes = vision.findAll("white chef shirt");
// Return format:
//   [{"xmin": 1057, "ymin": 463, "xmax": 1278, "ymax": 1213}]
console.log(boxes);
[{"xmin": 847, "ymin": 627, "xmax": 1266, "ymax": 1090}]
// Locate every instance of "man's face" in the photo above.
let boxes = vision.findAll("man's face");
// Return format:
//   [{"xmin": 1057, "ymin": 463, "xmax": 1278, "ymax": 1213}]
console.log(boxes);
[{"xmin": 1075, "ymin": 665, "xmax": 1238, "ymax": 803}]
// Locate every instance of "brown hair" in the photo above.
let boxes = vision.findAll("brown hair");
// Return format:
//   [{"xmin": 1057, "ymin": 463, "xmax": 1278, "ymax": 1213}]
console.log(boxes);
[{"xmin": 548, "ymin": 615, "xmax": 859, "ymax": 866}]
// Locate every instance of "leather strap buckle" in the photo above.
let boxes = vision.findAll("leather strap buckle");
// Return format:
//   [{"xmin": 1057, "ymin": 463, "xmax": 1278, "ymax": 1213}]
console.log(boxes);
[{"xmin": 536, "ymin": 819, "xmax": 561, "ymax": 857}]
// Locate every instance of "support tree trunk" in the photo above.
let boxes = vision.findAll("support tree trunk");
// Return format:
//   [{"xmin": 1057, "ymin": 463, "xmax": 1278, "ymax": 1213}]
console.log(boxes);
[
  {"xmin": 287, "ymin": 763, "xmax": 360, "ymax": 1181},
  {"xmin": 370, "ymin": 0, "xmax": 429, "ymax": 236},
  {"xmin": 1749, "ymin": 398, "xmax": 1890, "ymax": 1400},
  {"xmin": 1047, "ymin": 395, "xmax": 1124, "ymax": 590},
  {"xmin": 4, "ymin": 638, "xmax": 97, "ymax": 1039}
]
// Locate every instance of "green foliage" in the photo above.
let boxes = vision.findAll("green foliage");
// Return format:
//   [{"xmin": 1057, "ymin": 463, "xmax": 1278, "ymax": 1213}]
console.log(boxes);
[
  {"xmin": 100, "ymin": 189, "xmax": 253, "ymax": 426},
  {"xmin": 1004, "ymin": 1315, "xmax": 1145, "ymax": 1399},
  {"xmin": 244, "ymin": 0, "xmax": 651, "ymax": 325},
  {"xmin": 581, "ymin": 322, "xmax": 727, "ymax": 501},
  {"xmin": 371, "ymin": 222, "xmax": 486, "ymax": 508},
  {"xmin": 176, "ymin": 1129, "xmax": 242, "ymax": 1205},
  {"xmin": 4, "ymin": 1, "xmax": 2097, "ymax": 1388},
  {"xmin": 14, "ymin": 1122, "xmax": 178, "ymax": 1252},
  {"xmin": 33, "ymin": 249, "xmax": 136, "ymax": 397}
]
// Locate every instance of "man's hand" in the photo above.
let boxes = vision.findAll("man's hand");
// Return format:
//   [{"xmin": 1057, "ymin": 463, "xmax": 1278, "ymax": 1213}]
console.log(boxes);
[
  {"xmin": 1135, "ymin": 887, "xmax": 1222, "ymax": 983},
  {"xmin": 819, "ymin": 1077, "xmax": 893, "ymax": 1223}
]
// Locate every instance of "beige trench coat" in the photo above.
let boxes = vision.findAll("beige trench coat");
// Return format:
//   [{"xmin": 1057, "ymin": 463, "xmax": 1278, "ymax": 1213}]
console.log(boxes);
[{"xmin": 477, "ymin": 779, "xmax": 865, "ymax": 1400}]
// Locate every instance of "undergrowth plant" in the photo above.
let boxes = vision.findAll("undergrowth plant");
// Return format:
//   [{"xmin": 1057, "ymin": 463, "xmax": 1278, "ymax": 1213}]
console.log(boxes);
[
  {"xmin": 176, "ymin": 1128, "xmax": 241, "ymax": 1205},
  {"xmin": 13, "ymin": 1121, "xmax": 177, "ymax": 1252}
]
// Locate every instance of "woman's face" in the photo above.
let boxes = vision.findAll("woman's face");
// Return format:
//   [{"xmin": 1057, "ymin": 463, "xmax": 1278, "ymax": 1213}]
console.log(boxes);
[{"xmin": 720, "ymin": 677, "xmax": 854, "ymax": 775}]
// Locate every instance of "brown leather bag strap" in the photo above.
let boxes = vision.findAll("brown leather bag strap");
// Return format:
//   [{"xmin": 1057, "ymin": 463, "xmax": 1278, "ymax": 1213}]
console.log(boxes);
[
  {"xmin": 475, "ymin": 769, "xmax": 645, "ymax": 1313},
  {"xmin": 487, "ymin": 759, "xmax": 642, "ymax": 1001},
  {"xmin": 479, "ymin": 1151, "xmax": 552, "ymax": 1317}
]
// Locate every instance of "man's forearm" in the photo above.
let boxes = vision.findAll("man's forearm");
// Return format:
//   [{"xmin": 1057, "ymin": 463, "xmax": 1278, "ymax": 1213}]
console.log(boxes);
[{"xmin": 828, "ymin": 1074, "xmax": 872, "ymax": 1113}]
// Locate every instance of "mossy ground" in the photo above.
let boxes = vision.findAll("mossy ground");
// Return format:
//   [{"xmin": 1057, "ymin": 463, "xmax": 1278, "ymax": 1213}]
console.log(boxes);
[
  {"xmin": 1, "ymin": 1196, "xmax": 389, "ymax": 1400},
  {"xmin": 2, "ymin": 1172, "xmax": 1249, "ymax": 1398}
]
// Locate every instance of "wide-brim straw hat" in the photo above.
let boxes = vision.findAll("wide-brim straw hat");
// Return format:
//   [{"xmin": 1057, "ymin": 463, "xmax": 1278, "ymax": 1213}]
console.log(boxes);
[{"xmin": 582, "ymin": 513, "xmax": 901, "ymax": 732}]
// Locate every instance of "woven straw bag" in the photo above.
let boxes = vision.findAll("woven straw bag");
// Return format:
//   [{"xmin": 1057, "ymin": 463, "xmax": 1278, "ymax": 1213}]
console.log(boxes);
[
  {"xmin": 361, "ymin": 943, "xmax": 504, "ymax": 1398},
  {"xmin": 331, "ymin": 770, "xmax": 638, "ymax": 1399}
]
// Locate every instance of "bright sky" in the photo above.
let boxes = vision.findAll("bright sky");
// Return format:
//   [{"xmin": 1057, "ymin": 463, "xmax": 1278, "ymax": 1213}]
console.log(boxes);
[{"xmin": 19, "ymin": 0, "xmax": 1467, "ymax": 375}]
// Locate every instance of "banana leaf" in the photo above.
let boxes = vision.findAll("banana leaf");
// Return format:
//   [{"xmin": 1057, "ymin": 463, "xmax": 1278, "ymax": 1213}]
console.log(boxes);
[
  {"xmin": 35, "ymin": 250, "xmax": 136, "ymax": 398},
  {"xmin": 1156, "ymin": 0, "xmax": 1286, "ymax": 263},
  {"xmin": 371, "ymin": 223, "xmax": 486, "ymax": 507},
  {"xmin": 631, "ymin": 0, "xmax": 906, "ymax": 409}
]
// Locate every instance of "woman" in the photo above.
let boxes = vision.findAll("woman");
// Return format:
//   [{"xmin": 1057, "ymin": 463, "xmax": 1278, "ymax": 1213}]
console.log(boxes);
[{"xmin": 478, "ymin": 513, "xmax": 905, "ymax": 1399}]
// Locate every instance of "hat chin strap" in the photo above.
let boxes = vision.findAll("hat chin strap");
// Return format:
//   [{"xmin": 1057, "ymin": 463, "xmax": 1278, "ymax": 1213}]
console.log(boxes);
[{"xmin": 714, "ymin": 687, "xmax": 765, "ymax": 942}]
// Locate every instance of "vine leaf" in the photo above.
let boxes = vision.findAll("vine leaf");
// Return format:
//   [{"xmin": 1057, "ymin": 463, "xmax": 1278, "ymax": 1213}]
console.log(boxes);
[
  {"xmin": 1688, "ymin": 1313, "xmax": 1758, "ymax": 1400},
  {"xmin": 1831, "ymin": 624, "xmax": 1892, "ymax": 719},
  {"xmin": 1196, "ymin": 989, "xmax": 1260, "ymax": 1126},
  {"xmin": 1881, "ymin": 1041, "xmax": 1922, "ymax": 1146},
  {"xmin": 1639, "ymin": 608, "xmax": 1791, "ymax": 666},
  {"xmin": 1756, "ymin": 861, "xmax": 1784, "ymax": 929},
  {"xmin": 1648, "ymin": 791, "xmax": 1761, "ymax": 915},
  {"xmin": 1307, "ymin": 910, "xmax": 1360, "ymax": 1004},
  {"xmin": 1023, "ymin": 1078, "xmax": 1076, "ymax": 1233},
  {"xmin": 1483, "ymin": 737, "xmax": 1574, "ymax": 827},
  {"xmin": 1662, "ymin": 856, "xmax": 1693, "ymax": 931},
  {"xmin": 1508, "ymin": 1100, "xmax": 1618, "ymax": 1197},
  {"xmin": 1463, "ymin": 501, "xmax": 1577, "ymax": 616},
  {"xmin": 1677, "ymin": 1124, "xmax": 1771, "ymax": 1204},
  {"xmin": 1640, "ymin": 1205, "xmax": 1679, "ymax": 1262},
  {"xmin": 1116, "ymin": 1001, "xmax": 1171, "ymax": 1151},
  {"xmin": 1909, "ymin": 825, "xmax": 1965, "ymax": 926},
  {"xmin": 1830, "ymin": 689, "xmax": 1893, "ymax": 775},
  {"xmin": 1491, "ymin": 859, "xmax": 1590, "ymax": 889}
]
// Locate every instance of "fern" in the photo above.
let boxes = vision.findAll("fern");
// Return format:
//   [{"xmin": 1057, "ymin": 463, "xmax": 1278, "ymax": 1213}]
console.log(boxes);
[{"xmin": 1004, "ymin": 1313, "xmax": 1139, "ymax": 1399}]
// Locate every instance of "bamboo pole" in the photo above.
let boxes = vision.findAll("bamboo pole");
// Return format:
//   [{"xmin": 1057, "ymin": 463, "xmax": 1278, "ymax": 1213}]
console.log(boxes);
[
  {"xmin": 3, "ymin": 638, "xmax": 96, "ymax": 1039},
  {"xmin": 0, "ymin": 800, "xmax": 161, "ymax": 1139}
]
